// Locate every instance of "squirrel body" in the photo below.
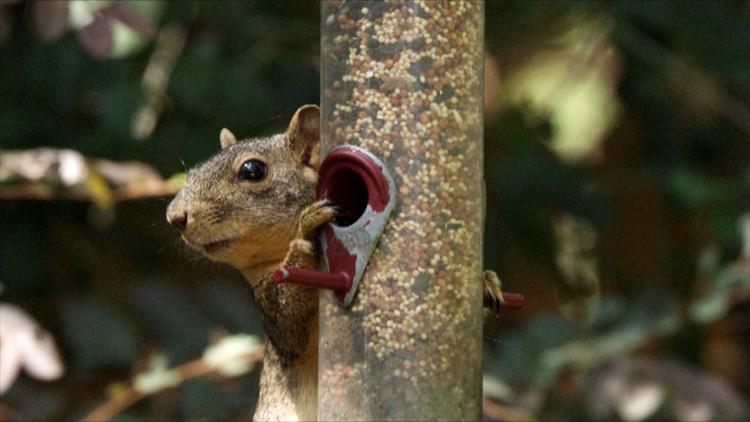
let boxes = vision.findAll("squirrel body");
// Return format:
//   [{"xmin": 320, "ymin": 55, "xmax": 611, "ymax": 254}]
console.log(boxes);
[
  {"xmin": 167, "ymin": 105, "xmax": 327, "ymax": 421},
  {"xmin": 167, "ymin": 105, "xmax": 508, "ymax": 420}
]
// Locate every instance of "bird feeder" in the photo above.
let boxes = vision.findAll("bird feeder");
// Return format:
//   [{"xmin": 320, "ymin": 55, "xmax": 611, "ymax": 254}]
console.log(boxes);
[{"xmin": 316, "ymin": 1, "xmax": 486, "ymax": 419}]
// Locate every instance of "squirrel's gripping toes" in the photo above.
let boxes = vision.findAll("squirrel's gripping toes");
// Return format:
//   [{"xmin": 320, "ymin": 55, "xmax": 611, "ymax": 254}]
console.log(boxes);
[
  {"xmin": 289, "ymin": 200, "xmax": 336, "ymax": 258},
  {"xmin": 298, "ymin": 200, "xmax": 336, "ymax": 240},
  {"xmin": 483, "ymin": 270, "xmax": 505, "ymax": 314}
]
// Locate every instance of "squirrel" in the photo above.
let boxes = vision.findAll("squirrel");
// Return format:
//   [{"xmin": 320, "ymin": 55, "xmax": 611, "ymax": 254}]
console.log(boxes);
[{"xmin": 166, "ymin": 105, "xmax": 507, "ymax": 421}]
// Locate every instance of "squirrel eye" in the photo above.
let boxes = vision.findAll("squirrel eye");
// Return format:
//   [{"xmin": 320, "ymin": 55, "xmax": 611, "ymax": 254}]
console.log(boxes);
[{"xmin": 237, "ymin": 159, "xmax": 267, "ymax": 181}]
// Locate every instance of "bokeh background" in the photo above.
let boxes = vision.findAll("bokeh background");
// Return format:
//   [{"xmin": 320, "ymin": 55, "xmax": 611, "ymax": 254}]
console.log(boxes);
[{"xmin": 1, "ymin": 1, "xmax": 749, "ymax": 420}]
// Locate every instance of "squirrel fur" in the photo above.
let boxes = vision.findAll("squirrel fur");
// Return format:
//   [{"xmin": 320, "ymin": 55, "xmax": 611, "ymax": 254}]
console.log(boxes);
[{"xmin": 167, "ymin": 105, "xmax": 328, "ymax": 421}]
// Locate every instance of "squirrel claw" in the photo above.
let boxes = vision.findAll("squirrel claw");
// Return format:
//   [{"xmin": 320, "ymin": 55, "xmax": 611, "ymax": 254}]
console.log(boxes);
[
  {"xmin": 298, "ymin": 200, "xmax": 336, "ymax": 240},
  {"xmin": 483, "ymin": 270, "xmax": 505, "ymax": 315}
]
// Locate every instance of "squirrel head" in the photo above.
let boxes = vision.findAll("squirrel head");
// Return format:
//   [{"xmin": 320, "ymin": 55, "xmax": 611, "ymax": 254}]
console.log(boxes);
[{"xmin": 166, "ymin": 105, "xmax": 320, "ymax": 270}]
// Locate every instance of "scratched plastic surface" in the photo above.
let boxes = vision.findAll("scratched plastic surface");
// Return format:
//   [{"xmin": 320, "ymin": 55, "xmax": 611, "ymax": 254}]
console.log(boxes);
[{"xmin": 318, "ymin": 1, "xmax": 485, "ymax": 420}]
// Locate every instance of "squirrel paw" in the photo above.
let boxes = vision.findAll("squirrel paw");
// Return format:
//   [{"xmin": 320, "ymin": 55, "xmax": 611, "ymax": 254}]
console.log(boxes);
[
  {"xmin": 298, "ymin": 200, "xmax": 336, "ymax": 240},
  {"xmin": 483, "ymin": 270, "xmax": 505, "ymax": 314},
  {"xmin": 289, "ymin": 238, "xmax": 315, "ymax": 256}
]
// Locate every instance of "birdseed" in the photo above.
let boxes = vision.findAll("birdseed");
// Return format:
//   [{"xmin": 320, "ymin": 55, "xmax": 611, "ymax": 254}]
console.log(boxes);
[{"xmin": 319, "ymin": 1, "xmax": 484, "ymax": 419}]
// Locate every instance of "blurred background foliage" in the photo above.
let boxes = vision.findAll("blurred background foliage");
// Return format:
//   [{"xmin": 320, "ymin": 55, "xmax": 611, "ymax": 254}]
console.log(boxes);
[{"xmin": 0, "ymin": 0, "xmax": 748, "ymax": 420}]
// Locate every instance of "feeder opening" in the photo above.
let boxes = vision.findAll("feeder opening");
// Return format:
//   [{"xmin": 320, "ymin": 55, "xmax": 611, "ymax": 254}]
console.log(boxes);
[{"xmin": 325, "ymin": 167, "xmax": 368, "ymax": 227}]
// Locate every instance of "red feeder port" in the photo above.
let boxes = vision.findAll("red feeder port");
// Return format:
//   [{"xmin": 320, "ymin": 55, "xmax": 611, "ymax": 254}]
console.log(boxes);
[
  {"xmin": 275, "ymin": 145, "xmax": 397, "ymax": 306},
  {"xmin": 273, "ymin": 268, "xmax": 351, "ymax": 292}
]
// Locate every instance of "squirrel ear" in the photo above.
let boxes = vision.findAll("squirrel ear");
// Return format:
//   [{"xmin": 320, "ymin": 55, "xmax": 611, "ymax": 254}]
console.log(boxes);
[
  {"xmin": 220, "ymin": 128, "xmax": 237, "ymax": 149},
  {"xmin": 286, "ymin": 105, "xmax": 320, "ymax": 169}
]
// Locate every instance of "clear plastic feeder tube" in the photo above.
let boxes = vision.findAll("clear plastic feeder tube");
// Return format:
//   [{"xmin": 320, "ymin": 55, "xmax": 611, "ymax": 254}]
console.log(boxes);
[{"xmin": 319, "ymin": 1, "xmax": 485, "ymax": 419}]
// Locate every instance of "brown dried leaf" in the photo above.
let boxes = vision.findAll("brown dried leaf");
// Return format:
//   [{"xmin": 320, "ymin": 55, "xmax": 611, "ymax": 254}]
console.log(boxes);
[
  {"xmin": 94, "ymin": 159, "xmax": 162, "ymax": 187},
  {"xmin": 32, "ymin": 0, "xmax": 69, "ymax": 42},
  {"xmin": 102, "ymin": 3, "xmax": 156, "ymax": 39},
  {"xmin": 0, "ymin": 330, "xmax": 22, "ymax": 393},
  {"xmin": 0, "ymin": 3, "xmax": 12, "ymax": 40},
  {"xmin": 0, "ymin": 148, "xmax": 178, "ymax": 202},
  {"xmin": 583, "ymin": 358, "xmax": 749, "ymax": 421},
  {"xmin": 553, "ymin": 213, "xmax": 601, "ymax": 325},
  {"xmin": 0, "ymin": 303, "xmax": 64, "ymax": 393},
  {"xmin": 76, "ymin": 14, "xmax": 112, "ymax": 59},
  {"xmin": 0, "ymin": 148, "xmax": 86, "ymax": 184}
]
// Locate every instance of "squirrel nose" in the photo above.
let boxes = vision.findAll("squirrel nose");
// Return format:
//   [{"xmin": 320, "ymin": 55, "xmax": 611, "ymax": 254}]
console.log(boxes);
[{"xmin": 167, "ymin": 210, "xmax": 188, "ymax": 232}]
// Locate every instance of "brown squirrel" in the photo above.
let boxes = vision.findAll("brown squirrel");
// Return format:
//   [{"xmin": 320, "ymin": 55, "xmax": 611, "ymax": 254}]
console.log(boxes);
[{"xmin": 166, "ymin": 105, "xmax": 506, "ymax": 421}]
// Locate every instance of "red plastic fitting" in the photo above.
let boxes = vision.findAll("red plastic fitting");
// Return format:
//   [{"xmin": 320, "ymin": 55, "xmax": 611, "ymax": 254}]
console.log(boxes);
[
  {"xmin": 273, "ymin": 145, "xmax": 396, "ymax": 305},
  {"xmin": 273, "ymin": 268, "xmax": 351, "ymax": 292},
  {"xmin": 497, "ymin": 292, "xmax": 525, "ymax": 310}
]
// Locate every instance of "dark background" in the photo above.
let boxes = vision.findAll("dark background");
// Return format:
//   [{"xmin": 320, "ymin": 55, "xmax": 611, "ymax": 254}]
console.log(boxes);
[{"xmin": 1, "ymin": 1, "xmax": 749, "ymax": 420}]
